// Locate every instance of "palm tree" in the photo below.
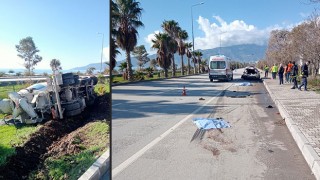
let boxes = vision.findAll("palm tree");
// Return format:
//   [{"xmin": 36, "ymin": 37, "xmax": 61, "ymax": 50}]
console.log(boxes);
[
  {"xmin": 50, "ymin": 59, "xmax": 62, "ymax": 72},
  {"xmin": 200, "ymin": 59, "xmax": 208, "ymax": 73},
  {"xmin": 86, "ymin": 67, "xmax": 96, "ymax": 75},
  {"xmin": 110, "ymin": 1, "xmax": 120, "ymax": 71},
  {"xmin": 177, "ymin": 30, "xmax": 188, "ymax": 76},
  {"xmin": 185, "ymin": 42, "xmax": 193, "ymax": 75},
  {"xmin": 152, "ymin": 33, "xmax": 173, "ymax": 78},
  {"xmin": 193, "ymin": 51, "xmax": 203, "ymax": 74},
  {"xmin": 113, "ymin": 0, "xmax": 144, "ymax": 81},
  {"xmin": 162, "ymin": 20, "xmax": 180, "ymax": 77},
  {"xmin": 118, "ymin": 61, "xmax": 128, "ymax": 80}
]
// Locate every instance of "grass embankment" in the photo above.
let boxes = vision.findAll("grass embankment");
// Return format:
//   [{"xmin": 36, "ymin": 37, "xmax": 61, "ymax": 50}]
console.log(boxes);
[
  {"xmin": 0, "ymin": 125, "xmax": 41, "ymax": 166},
  {"xmin": 30, "ymin": 121, "xmax": 109, "ymax": 180},
  {"xmin": 0, "ymin": 84, "xmax": 40, "ymax": 166}
]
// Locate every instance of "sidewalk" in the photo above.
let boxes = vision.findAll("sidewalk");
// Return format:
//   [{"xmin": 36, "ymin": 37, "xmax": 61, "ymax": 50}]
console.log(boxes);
[{"xmin": 263, "ymin": 78, "xmax": 320, "ymax": 180}]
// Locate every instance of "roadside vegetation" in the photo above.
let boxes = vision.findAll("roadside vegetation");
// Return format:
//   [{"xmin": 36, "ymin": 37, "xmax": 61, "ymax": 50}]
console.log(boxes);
[
  {"xmin": 258, "ymin": 10, "xmax": 320, "ymax": 92},
  {"xmin": 29, "ymin": 121, "xmax": 109, "ymax": 180},
  {"xmin": 0, "ymin": 125, "xmax": 41, "ymax": 166}
]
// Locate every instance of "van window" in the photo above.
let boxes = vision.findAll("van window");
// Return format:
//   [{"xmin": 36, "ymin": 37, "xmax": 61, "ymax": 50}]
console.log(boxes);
[{"xmin": 210, "ymin": 61, "xmax": 226, "ymax": 69}]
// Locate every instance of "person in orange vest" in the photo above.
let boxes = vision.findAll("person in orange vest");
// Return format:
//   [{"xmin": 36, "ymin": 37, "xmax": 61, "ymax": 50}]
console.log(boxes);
[{"xmin": 287, "ymin": 61, "xmax": 294, "ymax": 83}]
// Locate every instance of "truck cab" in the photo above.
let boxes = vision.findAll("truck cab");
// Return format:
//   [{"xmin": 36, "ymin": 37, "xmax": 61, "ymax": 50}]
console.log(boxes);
[{"xmin": 208, "ymin": 55, "xmax": 233, "ymax": 82}]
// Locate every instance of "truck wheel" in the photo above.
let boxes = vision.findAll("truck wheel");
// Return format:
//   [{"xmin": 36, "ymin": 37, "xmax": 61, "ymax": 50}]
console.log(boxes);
[
  {"xmin": 90, "ymin": 76, "xmax": 98, "ymax": 85},
  {"xmin": 62, "ymin": 73, "xmax": 74, "ymax": 79},
  {"xmin": 62, "ymin": 102, "xmax": 80, "ymax": 111},
  {"xmin": 62, "ymin": 78, "xmax": 75, "ymax": 86},
  {"xmin": 210, "ymin": 78, "xmax": 213, "ymax": 82},
  {"xmin": 65, "ymin": 108, "xmax": 82, "ymax": 117},
  {"xmin": 74, "ymin": 75, "xmax": 80, "ymax": 85}
]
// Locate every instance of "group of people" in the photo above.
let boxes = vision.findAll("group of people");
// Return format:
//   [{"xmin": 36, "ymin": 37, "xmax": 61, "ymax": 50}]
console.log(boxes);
[{"xmin": 264, "ymin": 61, "xmax": 310, "ymax": 91}]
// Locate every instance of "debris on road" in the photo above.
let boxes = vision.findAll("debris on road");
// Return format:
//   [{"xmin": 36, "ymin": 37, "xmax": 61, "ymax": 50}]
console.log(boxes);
[
  {"xmin": 233, "ymin": 82, "xmax": 253, "ymax": 86},
  {"xmin": 199, "ymin": 97, "xmax": 205, "ymax": 100},
  {"xmin": 266, "ymin": 105, "xmax": 273, "ymax": 108},
  {"xmin": 193, "ymin": 118, "xmax": 231, "ymax": 130}
]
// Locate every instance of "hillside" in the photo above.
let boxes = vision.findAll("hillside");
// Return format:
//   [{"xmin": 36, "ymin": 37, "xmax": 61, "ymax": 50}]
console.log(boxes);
[{"xmin": 117, "ymin": 44, "xmax": 267, "ymax": 69}]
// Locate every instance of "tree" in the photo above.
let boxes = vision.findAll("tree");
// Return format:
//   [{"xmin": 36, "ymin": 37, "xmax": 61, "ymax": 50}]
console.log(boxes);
[
  {"xmin": 132, "ymin": 45, "xmax": 150, "ymax": 70},
  {"xmin": 162, "ymin": 20, "xmax": 180, "ymax": 77},
  {"xmin": 118, "ymin": 61, "xmax": 128, "ymax": 80},
  {"xmin": 185, "ymin": 42, "xmax": 193, "ymax": 75},
  {"xmin": 149, "ymin": 58, "xmax": 158, "ymax": 69},
  {"xmin": 177, "ymin": 30, "xmax": 188, "ymax": 76},
  {"xmin": 193, "ymin": 51, "xmax": 203, "ymax": 74},
  {"xmin": 86, "ymin": 67, "xmax": 96, "ymax": 75},
  {"xmin": 16, "ymin": 36, "xmax": 42, "ymax": 76},
  {"xmin": 113, "ymin": 0, "xmax": 144, "ymax": 81},
  {"xmin": 50, "ymin": 59, "xmax": 62, "ymax": 72},
  {"xmin": 110, "ymin": 1, "xmax": 121, "ymax": 71},
  {"xmin": 8, "ymin": 70, "xmax": 14, "ymax": 74},
  {"xmin": 152, "ymin": 33, "xmax": 173, "ymax": 78}
]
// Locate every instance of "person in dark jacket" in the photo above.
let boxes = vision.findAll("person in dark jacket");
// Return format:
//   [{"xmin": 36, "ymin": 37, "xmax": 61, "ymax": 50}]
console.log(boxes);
[
  {"xmin": 291, "ymin": 61, "xmax": 299, "ymax": 89},
  {"xmin": 298, "ymin": 61, "xmax": 310, "ymax": 91},
  {"xmin": 278, "ymin": 63, "xmax": 284, "ymax": 85}
]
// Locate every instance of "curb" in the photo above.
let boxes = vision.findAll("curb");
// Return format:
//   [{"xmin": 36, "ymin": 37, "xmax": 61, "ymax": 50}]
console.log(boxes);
[
  {"xmin": 78, "ymin": 149, "xmax": 110, "ymax": 180},
  {"xmin": 262, "ymin": 80, "xmax": 320, "ymax": 180}
]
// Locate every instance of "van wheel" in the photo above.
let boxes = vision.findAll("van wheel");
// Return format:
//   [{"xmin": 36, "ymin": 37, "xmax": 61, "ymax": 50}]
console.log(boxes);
[
  {"xmin": 231, "ymin": 75, "xmax": 233, "ymax": 81},
  {"xmin": 210, "ymin": 78, "xmax": 213, "ymax": 82}
]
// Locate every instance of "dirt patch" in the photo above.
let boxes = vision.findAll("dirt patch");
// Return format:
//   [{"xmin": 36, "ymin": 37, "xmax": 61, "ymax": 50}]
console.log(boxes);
[
  {"xmin": 203, "ymin": 144, "xmax": 220, "ymax": 156},
  {"xmin": 0, "ymin": 94, "xmax": 110, "ymax": 179}
]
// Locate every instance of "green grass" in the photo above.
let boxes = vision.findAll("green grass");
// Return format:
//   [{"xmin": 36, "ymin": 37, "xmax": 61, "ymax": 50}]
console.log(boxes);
[
  {"xmin": 0, "ymin": 124, "xmax": 41, "ymax": 166},
  {"xmin": 0, "ymin": 84, "xmax": 28, "ymax": 99},
  {"xmin": 94, "ymin": 83, "xmax": 110, "ymax": 95},
  {"xmin": 30, "ymin": 121, "xmax": 109, "ymax": 180}
]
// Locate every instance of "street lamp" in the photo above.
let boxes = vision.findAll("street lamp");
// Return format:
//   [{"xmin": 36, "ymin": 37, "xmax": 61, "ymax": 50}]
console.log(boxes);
[
  {"xmin": 98, "ymin": 32, "xmax": 104, "ymax": 74},
  {"xmin": 191, "ymin": 2, "xmax": 204, "ymax": 54}
]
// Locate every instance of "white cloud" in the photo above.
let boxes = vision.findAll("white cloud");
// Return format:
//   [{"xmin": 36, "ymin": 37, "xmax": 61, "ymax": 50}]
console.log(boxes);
[
  {"xmin": 144, "ymin": 30, "xmax": 160, "ymax": 55},
  {"xmin": 194, "ymin": 16, "xmax": 271, "ymax": 50}
]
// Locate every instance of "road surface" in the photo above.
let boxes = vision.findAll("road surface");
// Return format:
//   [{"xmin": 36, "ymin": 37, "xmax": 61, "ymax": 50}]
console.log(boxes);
[{"xmin": 111, "ymin": 71, "xmax": 315, "ymax": 180}]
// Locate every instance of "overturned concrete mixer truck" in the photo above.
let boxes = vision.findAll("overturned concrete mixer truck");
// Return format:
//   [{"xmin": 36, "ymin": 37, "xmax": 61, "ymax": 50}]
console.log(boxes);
[{"xmin": 0, "ymin": 72, "xmax": 98, "ymax": 124}]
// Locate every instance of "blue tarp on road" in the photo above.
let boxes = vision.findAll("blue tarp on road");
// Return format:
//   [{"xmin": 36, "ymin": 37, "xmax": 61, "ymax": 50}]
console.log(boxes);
[{"xmin": 192, "ymin": 118, "xmax": 231, "ymax": 130}]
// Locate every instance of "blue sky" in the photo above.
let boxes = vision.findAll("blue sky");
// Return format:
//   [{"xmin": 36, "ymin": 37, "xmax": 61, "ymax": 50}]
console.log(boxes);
[
  {"xmin": 116, "ymin": 0, "xmax": 319, "ymax": 60},
  {"xmin": 0, "ymin": 0, "xmax": 109, "ymax": 70}
]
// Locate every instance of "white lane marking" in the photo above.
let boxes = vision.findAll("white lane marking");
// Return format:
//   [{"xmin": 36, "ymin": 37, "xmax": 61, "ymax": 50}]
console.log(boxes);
[{"xmin": 112, "ymin": 84, "xmax": 233, "ymax": 178}]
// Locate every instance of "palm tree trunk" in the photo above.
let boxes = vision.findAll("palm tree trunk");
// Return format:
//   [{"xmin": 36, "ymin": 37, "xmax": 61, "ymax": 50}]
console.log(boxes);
[
  {"xmin": 193, "ymin": 59, "xmax": 196, "ymax": 74},
  {"xmin": 126, "ymin": 50, "xmax": 133, "ymax": 81},
  {"xmin": 198, "ymin": 58, "xmax": 201, "ymax": 73},
  {"xmin": 181, "ymin": 55, "xmax": 184, "ymax": 76},
  {"xmin": 187, "ymin": 57, "xmax": 190, "ymax": 75},
  {"xmin": 164, "ymin": 68, "xmax": 168, "ymax": 78},
  {"xmin": 172, "ymin": 56, "xmax": 176, "ymax": 77}
]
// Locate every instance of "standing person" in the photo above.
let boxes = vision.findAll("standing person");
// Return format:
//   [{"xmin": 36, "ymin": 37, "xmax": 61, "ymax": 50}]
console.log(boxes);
[
  {"xmin": 284, "ymin": 63, "xmax": 289, "ymax": 83},
  {"xmin": 264, "ymin": 65, "xmax": 269, "ymax": 78},
  {"xmin": 271, "ymin": 64, "xmax": 278, "ymax": 79},
  {"xmin": 278, "ymin": 63, "xmax": 284, "ymax": 85},
  {"xmin": 291, "ymin": 61, "xmax": 299, "ymax": 89},
  {"xmin": 298, "ymin": 61, "xmax": 310, "ymax": 91},
  {"xmin": 287, "ymin": 61, "xmax": 293, "ymax": 83}
]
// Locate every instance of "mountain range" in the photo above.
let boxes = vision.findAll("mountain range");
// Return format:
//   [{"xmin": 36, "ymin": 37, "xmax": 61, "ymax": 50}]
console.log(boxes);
[{"xmin": 115, "ymin": 44, "xmax": 267, "ymax": 69}]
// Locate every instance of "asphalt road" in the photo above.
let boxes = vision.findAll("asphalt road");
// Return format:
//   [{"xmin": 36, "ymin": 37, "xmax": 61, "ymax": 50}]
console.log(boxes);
[{"xmin": 111, "ymin": 70, "xmax": 315, "ymax": 180}]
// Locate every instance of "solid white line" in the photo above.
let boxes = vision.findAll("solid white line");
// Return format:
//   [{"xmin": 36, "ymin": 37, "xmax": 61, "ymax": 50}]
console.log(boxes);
[{"xmin": 112, "ymin": 84, "xmax": 233, "ymax": 178}]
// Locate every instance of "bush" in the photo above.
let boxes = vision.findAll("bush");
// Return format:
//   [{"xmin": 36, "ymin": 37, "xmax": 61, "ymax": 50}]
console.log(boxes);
[{"xmin": 0, "ymin": 72, "xmax": 5, "ymax": 77}]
